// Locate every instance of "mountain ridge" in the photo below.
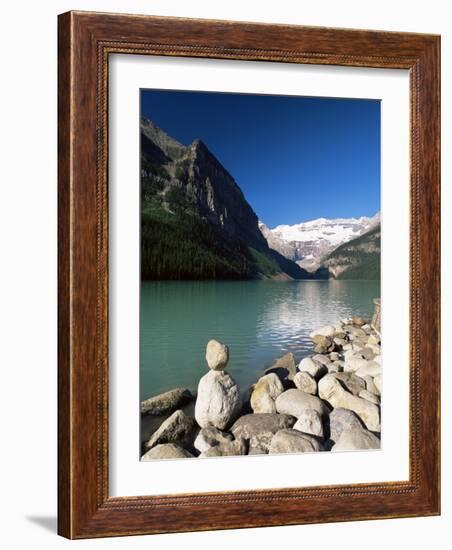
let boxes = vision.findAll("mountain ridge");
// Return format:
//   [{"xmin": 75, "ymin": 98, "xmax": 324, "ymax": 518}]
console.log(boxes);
[
  {"xmin": 260, "ymin": 213, "xmax": 380, "ymax": 272},
  {"xmin": 140, "ymin": 118, "xmax": 310, "ymax": 281}
]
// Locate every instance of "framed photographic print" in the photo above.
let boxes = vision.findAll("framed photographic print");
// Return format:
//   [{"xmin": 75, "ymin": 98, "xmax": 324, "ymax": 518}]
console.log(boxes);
[{"xmin": 58, "ymin": 11, "xmax": 440, "ymax": 538}]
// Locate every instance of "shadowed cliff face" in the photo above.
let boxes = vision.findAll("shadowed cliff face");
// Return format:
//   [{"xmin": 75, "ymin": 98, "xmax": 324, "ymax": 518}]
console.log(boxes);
[{"xmin": 140, "ymin": 118, "xmax": 309, "ymax": 281}]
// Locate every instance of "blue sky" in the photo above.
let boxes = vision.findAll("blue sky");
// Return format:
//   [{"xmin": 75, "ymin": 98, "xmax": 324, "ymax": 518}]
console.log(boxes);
[{"xmin": 141, "ymin": 89, "xmax": 380, "ymax": 228}]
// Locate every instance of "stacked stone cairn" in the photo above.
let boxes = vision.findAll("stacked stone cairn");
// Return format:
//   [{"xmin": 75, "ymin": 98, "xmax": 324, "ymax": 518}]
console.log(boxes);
[{"xmin": 141, "ymin": 305, "xmax": 382, "ymax": 460}]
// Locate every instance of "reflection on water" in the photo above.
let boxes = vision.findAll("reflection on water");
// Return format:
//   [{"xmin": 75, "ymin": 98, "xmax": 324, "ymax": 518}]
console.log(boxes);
[{"xmin": 140, "ymin": 280, "xmax": 379, "ymax": 400}]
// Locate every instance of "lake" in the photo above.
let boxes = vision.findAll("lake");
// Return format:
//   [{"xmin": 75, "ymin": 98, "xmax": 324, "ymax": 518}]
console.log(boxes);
[{"xmin": 140, "ymin": 280, "xmax": 379, "ymax": 401}]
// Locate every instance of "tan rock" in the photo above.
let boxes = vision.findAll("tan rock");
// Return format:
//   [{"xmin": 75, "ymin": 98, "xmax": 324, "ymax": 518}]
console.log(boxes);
[
  {"xmin": 275, "ymin": 388, "xmax": 329, "ymax": 418},
  {"xmin": 250, "ymin": 373, "xmax": 284, "ymax": 413},
  {"xmin": 269, "ymin": 429, "xmax": 323, "ymax": 454},
  {"xmin": 205, "ymin": 339, "xmax": 229, "ymax": 370},
  {"xmin": 318, "ymin": 374, "xmax": 380, "ymax": 431},
  {"xmin": 293, "ymin": 371, "xmax": 317, "ymax": 395}
]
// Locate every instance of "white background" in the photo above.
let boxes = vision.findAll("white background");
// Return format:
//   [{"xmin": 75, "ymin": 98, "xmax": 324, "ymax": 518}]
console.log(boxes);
[
  {"xmin": 110, "ymin": 56, "xmax": 409, "ymax": 496},
  {"xmin": 0, "ymin": 0, "xmax": 449, "ymax": 548}
]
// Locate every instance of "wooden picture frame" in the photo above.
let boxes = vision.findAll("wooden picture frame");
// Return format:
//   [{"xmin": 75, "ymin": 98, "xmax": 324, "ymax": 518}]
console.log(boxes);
[{"xmin": 58, "ymin": 11, "xmax": 440, "ymax": 539}]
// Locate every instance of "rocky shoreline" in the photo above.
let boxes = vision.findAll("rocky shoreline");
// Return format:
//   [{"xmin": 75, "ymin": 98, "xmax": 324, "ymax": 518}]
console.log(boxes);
[{"xmin": 140, "ymin": 301, "xmax": 382, "ymax": 460}]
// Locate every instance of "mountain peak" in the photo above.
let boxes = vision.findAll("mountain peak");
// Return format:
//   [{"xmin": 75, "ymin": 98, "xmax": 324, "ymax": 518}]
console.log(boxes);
[
  {"xmin": 260, "ymin": 213, "xmax": 380, "ymax": 272},
  {"xmin": 140, "ymin": 117, "xmax": 185, "ymax": 161}
]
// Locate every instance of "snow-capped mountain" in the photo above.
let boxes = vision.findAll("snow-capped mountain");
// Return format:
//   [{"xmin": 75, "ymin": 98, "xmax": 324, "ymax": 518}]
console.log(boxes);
[{"xmin": 259, "ymin": 213, "xmax": 380, "ymax": 272}]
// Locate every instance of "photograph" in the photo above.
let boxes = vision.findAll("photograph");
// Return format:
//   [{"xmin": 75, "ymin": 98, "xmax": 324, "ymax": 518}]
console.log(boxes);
[{"xmin": 139, "ymin": 90, "xmax": 382, "ymax": 460}]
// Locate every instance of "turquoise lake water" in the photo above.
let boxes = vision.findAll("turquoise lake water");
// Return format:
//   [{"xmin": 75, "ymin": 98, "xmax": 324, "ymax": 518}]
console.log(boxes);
[{"xmin": 140, "ymin": 280, "xmax": 379, "ymax": 401}]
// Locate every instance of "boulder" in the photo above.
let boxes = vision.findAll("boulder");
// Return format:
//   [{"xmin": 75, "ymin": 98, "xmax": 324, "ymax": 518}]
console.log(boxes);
[
  {"xmin": 205, "ymin": 339, "xmax": 229, "ymax": 370},
  {"xmin": 359, "ymin": 389, "xmax": 380, "ymax": 405},
  {"xmin": 145, "ymin": 409, "xmax": 198, "ymax": 450},
  {"xmin": 334, "ymin": 337, "xmax": 347, "ymax": 348},
  {"xmin": 249, "ymin": 433, "xmax": 274, "ymax": 454},
  {"xmin": 344, "ymin": 355, "xmax": 368, "ymax": 373},
  {"xmin": 250, "ymin": 373, "xmax": 284, "ymax": 413},
  {"xmin": 355, "ymin": 360, "xmax": 381, "ymax": 379},
  {"xmin": 231, "ymin": 413, "xmax": 295, "ymax": 440},
  {"xmin": 275, "ymin": 389, "xmax": 330, "ymax": 419},
  {"xmin": 374, "ymin": 374, "xmax": 382, "ymax": 393},
  {"xmin": 352, "ymin": 316, "xmax": 367, "ymax": 327},
  {"xmin": 332, "ymin": 427, "xmax": 380, "ymax": 451},
  {"xmin": 200, "ymin": 438, "xmax": 247, "ymax": 457},
  {"xmin": 343, "ymin": 325, "xmax": 367, "ymax": 340},
  {"xmin": 265, "ymin": 352, "xmax": 297, "ymax": 382},
  {"xmin": 318, "ymin": 375, "xmax": 380, "ymax": 431},
  {"xmin": 141, "ymin": 443, "xmax": 194, "ymax": 460},
  {"xmin": 298, "ymin": 357, "xmax": 327, "ymax": 380},
  {"xmin": 360, "ymin": 347, "xmax": 375, "ymax": 361},
  {"xmin": 327, "ymin": 362, "xmax": 342, "ymax": 374},
  {"xmin": 141, "ymin": 387, "xmax": 193, "ymax": 415},
  {"xmin": 195, "ymin": 370, "xmax": 241, "ymax": 430},
  {"xmin": 312, "ymin": 335, "xmax": 335, "ymax": 354},
  {"xmin": 367, "ymin": 334, "xmax": 380, "ymax": 346},
  {"xmin": 332, "ymin": 372, "xmax": 366, "ymax": 395},
  {"xmin": 312, "ymin": 354, "xmax": 331, "ymax": 366},
  {"xmin": 309, "ymin": 325, "xmax": 336, "ymax": 338},
  {"xmin": 248, "ymin": 446, "xmax": 268, "ymax": 455},
  {"xmin": 328, "ymin": 407, "xmax": 366, "ymax": 443},
  {"xmin": 364, "ymin": 375, "xmax": 380, "ymax": 396},
  {"xmin": 293, "ymin": 371, "xmax": 317, "ymax": 395},
  {"xmin": 194, "ymin": 427, "xmax": 234, "ymax": 453},
  {"xmin": 269, "ymin": 429, "xmax": 323, "ymax": 454},
  {"xmin": 293, "ymin": 409, "xmax": 324, "ymax": 438}
]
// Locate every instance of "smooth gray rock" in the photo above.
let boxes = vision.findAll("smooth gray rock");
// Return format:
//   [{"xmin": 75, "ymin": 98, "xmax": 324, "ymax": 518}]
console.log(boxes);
[
  {"xmin": 329, "ymin": 407, "xmax": 366, "ymax": 443},
  {"xmin": 318, "ymin": 375, "xmax": 380, "ymax": 431},
  {"xmin": 205, "ymin": 339, "xmax": 229, "ymax": 370},
  {"xmin": 333, "ymin": 337, "xmax": 347, "ymax": 348},
  {"xmin": 200, "ymin": 438, "xmax": 247, "ymax": 457},
  {"xmin": 293, "ymin": 371, "xmax": 317, "ymax": 395},
  {"xmin": 194, "ymin": 427, "xmax": 234, "ymax": 453},
  {"xmin": 141, "ymin": 387, "xmax": 193, "ymax": 415},
  {"xmin": 359, "ymin": 389, "xmax": 380, "ymax": 404},
  {"xmin": 332, "ymin": 372, "xmax": 366, "ymax": 396},
  {"xmin": 312, "ymin": 354, "xmax": 331, "ymax": 366},
  {"xmin": 360, "ymin": 347, "xmax": 375, "ymax": 361},
  {"xmin": 269, "ymin": 429, "xmax": 323, "ymax": 454},
  {"xmin": 374, "ymin": 374, "xmax": 382, "ymax": 393},
  {"xmin": 195, "ymin": 370, "xmax": 241, "ymax": 430},
  {"xmin": 275, "ymin": 389, "xmax": 330, "ymax": 418},
  {"xmin": 343, "ymin": 325, "xmax": 367, "ymax": 339},
  {"xmin": 364, "ymin": 375, "xmax": 380, "ymax": 396},
  {"xmin": 355, "ymin": 361, "xmax": 381, "ymax": 379},
  {"xmin": 298, "ymin": 357, "xmax": 327, "ymax": 380},
  {"xmin": 344, "ymin": 356, "xmax": 368, "ymax": 373},
  {"xmin": 250, "ymin": 373, "xmax": 284, "ymax": 413},
  {"xmin": 332, "ymin": 427, "xmax": 380, "ymax": 451},
  {"xmin": 145, "ymin": 409, "xmax": 198, "ymax": 450},
  {"xmin": 231, "ymin": 413, "xmax": 295, "ymax": 440},
  {"xmin": 141, "ymin": 443, "xmax": 194, "ymax": 460},
  {"xmin": 327, "ymin": 362, "xmax": 342, "ymax": 374},
  {"xmin": 293, "ymin": 409, "xmax": 324, "ymax": 438}
]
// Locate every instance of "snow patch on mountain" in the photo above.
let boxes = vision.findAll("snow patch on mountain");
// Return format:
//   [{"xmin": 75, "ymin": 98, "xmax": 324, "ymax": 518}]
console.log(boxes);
[
  {"xmin": 259, "ymin": 213, "xmax": 380, "ymax": 272},
  {"xmin": 272, "ymin": 215, "xmax": 378, "ymax": 247}
]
